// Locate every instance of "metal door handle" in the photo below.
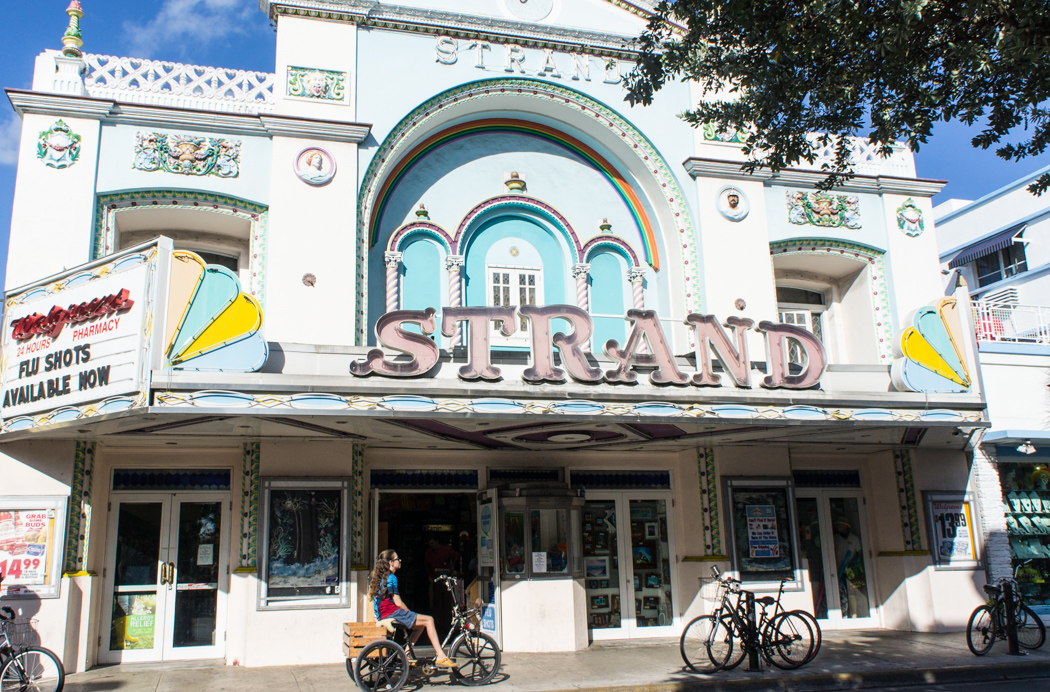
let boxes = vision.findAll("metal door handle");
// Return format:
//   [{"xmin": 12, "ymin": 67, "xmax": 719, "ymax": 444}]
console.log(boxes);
[
  {"xmin": 167, "ymin": 562, "xmax": 175, "ymax": 589},
  {"xmin": 159, "ymin": 562, "xmax": 168, "ymax": 585}
]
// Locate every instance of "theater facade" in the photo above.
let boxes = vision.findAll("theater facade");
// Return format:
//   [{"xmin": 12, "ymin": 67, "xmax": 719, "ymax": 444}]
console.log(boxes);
[{"xmin": 0, "ymin": 0, "xmax": 993, "ymax": 670}]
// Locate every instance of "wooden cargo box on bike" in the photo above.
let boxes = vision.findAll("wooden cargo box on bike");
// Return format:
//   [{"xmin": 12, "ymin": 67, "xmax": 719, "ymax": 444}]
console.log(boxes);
[{"xmin": 342, "ymin": 622, "xmax": 388, "ymax": 660}]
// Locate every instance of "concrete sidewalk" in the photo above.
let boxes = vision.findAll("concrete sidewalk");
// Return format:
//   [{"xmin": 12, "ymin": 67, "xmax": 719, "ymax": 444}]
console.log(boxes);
[{"xmin": 64, "ymin": 629, "xmax": 1050, "ymax": 692}]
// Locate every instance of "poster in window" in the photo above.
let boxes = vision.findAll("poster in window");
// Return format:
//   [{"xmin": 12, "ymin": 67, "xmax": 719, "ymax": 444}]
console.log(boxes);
[
  {"xmin": 267, "ymin": 488, "xmax": 342, "ymax": 595},
  {"xmin": 925, "ymin": 492, "xmax": 981, "ymax": 569},
  {"xmin": 0, "ymin": 497, "xmax": 66, "ymax": 598},
  {"xmin": 746, "ymin": 505, "xmax": 780, "ymax": 558},
  {"xmin": 727, "ymin": 483, "xmax": 796, "ymax": 581}
]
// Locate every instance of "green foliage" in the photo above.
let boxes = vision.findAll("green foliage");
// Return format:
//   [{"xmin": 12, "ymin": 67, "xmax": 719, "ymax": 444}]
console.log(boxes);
[{"xmin": 625, "ymin": 0, "xmax": 1050, "ymax": 194}]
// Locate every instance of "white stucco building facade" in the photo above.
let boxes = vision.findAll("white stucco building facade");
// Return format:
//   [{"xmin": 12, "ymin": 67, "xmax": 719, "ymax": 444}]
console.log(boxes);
[{"xmin": 0, "ymin": 0, "xmax": 996, "ymax": 672}]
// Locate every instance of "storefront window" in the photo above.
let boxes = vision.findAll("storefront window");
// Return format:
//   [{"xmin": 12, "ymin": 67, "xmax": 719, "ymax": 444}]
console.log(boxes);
[
  {"xmin": 504, "ymin": 511, "xmax": 525, "ymax": 574},
  {"xmin": 724, "ymin": 479, "xmax": 798, "ymax": 582},
  {"xmin": 1001, "ymin": 463, "xmax": 1050, "ymax": 616},
  {"xmin": 259, "ymin": 479, "xmax": 349, "ymax": 609},
  {"xmin": 530, "ymin": 509, "xmax": 569, "ymax": 574},
  {"xmin": 501, "ymin": 500, "xmax": 580, "ymax": 579},
  {"xmin": 0, "ymin": 496, "xmax": 67, "ymax": 599}
]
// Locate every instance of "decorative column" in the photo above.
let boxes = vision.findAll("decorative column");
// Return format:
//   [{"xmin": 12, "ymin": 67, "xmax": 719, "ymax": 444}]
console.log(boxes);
[
  {"xmin": 572, "ymin": 263, "xmax": 591, "ymax": 351},
  {"xmin": 445, "ymin": 255, "xmax": 465, "ymax": 347},
  {"xmin": 384, "ymin": 251, "xmax": 402, "ymax": 313},
  {"xmin": 628, "ymin": 267, "xmax": 646, "ymax": 309},
  {"xmin": 972, "ymin": 435, "xmax": 1011, "ymax": 581},
  {"xmin": 63, "ymin": 441, "xmax": 95, "ymax": 575},
  {"xmin": 238, "ymin": 441, "xmax": 260, "ymax": 572}
]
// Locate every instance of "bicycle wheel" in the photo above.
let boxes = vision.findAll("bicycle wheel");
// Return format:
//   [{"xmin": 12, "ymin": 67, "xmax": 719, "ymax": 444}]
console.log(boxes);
[
  {"xmin": 354, "ymin": 640, "xmax": 409, "ymax": 692},
  {"xmin": 680, "ymin": 616, "xmax": 726, "ymax": 673},
  {"xmin": 789, "ymin": 610, "xmax": 822, "ymax": 663},
  {"xmin": 0, "ymin": 646, "xmax": 64, "ymax": 692},
  {"xmin": 765, "ymin": 612, "xmax": 814, "ymax": 670},
  {"xmin": 1018, "ymin": 605, "xmax": 1046, "ymax": 650},
  {"xmin": 966, "ymin": 605, "xmax": 996, "ymax": 656},
  {"xmin": 717, "ymin": 614, "xmax": 747, "ymax": 671},
  {"xmin": 449, "ymin": 631, "xmax": 501, "ymax": 686}
]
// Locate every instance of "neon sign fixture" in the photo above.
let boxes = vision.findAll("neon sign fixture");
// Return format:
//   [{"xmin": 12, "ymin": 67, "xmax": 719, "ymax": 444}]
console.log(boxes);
[
  {"xmin": 9, "ymin": 289, "xmax": 134, "ymax": 341},
  {"xmin": 350, "ymin": 306, "xmax": 827, "ymax": 390}
]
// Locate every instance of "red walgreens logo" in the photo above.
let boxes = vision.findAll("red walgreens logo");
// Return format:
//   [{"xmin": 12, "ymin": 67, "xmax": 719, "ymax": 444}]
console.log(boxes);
[{"xmin": 10, "ymin": 289, "xmax": 134, "ymax": 341}]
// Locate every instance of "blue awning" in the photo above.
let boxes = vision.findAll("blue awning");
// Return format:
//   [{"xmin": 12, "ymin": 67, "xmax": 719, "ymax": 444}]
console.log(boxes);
[{"xmin": 947, "ymin": 223, "xmax": 1025, "ymax": 268}]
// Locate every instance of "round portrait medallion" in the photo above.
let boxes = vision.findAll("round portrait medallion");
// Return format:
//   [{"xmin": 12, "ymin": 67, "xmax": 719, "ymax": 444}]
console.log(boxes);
[
  {"xmin": 716, "ymin": 186, "xmax": 749, "ymax": 222},
  {"xmin": 294, "ymin": 147, "xmax": 337, "ymax": 186}
]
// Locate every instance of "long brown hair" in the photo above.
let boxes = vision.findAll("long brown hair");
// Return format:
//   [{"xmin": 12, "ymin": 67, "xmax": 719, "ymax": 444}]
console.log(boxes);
[{"xmin": 368, "ymin": 549, "xmax": 397, "ymax": 600}]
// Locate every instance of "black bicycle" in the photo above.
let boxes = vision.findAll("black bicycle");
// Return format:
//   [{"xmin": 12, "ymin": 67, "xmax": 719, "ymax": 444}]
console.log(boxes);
[
  {"xmin": 0, "ymin": 574, "xmax": 65, "ymax": 692},
  {"xmin": 966, "ymin": 567, "xmax": 1046, "ymax": 655},
  {"xmin": 350, "ymin": 575, "xmax": 501, "ymax": 692},
  {"xmin": 680, "ymin": 566, "xmax": 817, "ymax": 673}
]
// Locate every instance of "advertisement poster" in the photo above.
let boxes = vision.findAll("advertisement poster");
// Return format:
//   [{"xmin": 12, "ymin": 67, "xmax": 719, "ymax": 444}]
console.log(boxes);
[
  {"xmin": 0, "ymin": 509, "xmax": 56, "ymax": 588},
  {"xmin": 478, "ymin": 503, "xmax": 494, "ymax": 568},
  {"xmin": 746, "ymin": 505, "xmax": 780, "ymax": 558},
  {"xmin": 926, "ymin": 492, "xmax": 980, "ymax": 568},
  {"xmin": 112, "ymin": 593, "xmax": 157, "ymax": 650}
]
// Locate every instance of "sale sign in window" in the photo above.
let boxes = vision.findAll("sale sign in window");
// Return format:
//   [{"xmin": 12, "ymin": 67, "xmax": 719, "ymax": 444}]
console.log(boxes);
[{"xmin": 0, "ymin": 508, "xmax": 56, "ymax": 588}]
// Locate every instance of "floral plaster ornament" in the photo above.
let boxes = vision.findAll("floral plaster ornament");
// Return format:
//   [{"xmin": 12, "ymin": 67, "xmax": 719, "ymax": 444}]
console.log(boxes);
[
  {"xmin": 896, "ymin": 198, "xmax": 924, "ymax": 237},
  {"xmin": 287, "ymin": 66, "xmax": 346, "ymax": 101},
  {"xmin": 786, "ymin": 191, "xmax": 861, "ymax": 229},
  {"xmin": 37, "ymin": 120, "xmax": 81, "ymax": 169},
  {"xmin": 294, "ymin": 147, "xmax": 336, "ymax": 186},
  {"xmin": 133, "ymin": 132, "xmax": 240, "ymax": 178}
]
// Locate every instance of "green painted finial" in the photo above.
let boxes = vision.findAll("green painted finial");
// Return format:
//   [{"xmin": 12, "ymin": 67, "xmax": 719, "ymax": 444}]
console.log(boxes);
[{"xmin": 62, "ymin": 1, "xmax": 84, "ymax": 58}]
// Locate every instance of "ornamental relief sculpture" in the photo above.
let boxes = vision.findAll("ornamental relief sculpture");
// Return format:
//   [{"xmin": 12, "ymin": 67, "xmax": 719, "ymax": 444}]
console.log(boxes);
[
  {"xmin": 786, "ymin": 190, "xmax": 861, "ymax": 229},
  {"xmin": 132, "ymin": 132, "xmax": 241, "ymax": 178},
  {"xmin": 37, "ymin": 120, "xmax": 81, "ymax": 169},
  {"xmin": 286, "ymin": 66, "xmax": 347, "ymax": 101}
]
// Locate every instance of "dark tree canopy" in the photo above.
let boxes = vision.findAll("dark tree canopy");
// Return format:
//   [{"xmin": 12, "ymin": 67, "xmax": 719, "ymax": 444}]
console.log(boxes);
[{"xmin": 625, "ymin": 0, "xmax": 1050, "ymax": 194}]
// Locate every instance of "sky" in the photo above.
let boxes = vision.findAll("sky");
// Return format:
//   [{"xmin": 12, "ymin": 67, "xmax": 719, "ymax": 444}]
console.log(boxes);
[{"xmin": 1, "ymin": 0, "xmax": 1047, "ymax": 288}]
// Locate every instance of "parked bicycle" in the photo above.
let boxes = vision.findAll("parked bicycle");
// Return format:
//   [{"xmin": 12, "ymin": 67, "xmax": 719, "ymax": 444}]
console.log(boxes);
[
  {"xmin": 350, "ymin": 575, "xmax": 501, "ymax": 692},
  {"xmin": 0, "ymin": 573, "xmax": 65, "ymax": 692},
  {"xmin": 966, "ymin": 562, "xmax": 1046, "ymax": 655},
  {"xmin": 680, "ymin": 565, "xmax": 820, "ymax": 673}
]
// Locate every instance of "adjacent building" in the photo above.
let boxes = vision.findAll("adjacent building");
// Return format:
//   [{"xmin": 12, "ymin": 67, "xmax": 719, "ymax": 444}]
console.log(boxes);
[{"xmin": 0, "ymin": 0, "xmax": 993, "ymax": 671}]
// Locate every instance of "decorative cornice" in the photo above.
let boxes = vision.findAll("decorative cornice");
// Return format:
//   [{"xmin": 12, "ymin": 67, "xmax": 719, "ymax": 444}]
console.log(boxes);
[
  {"xmin": 7, "ymin": 89, "xmax": 371, "ymax": 143},
  {"xmin": 266, "ymin": 0, "xmax": 641, "ymax": 58},
  {"xmin": 682, "ymin": 157, "xmax": 946, "ymax": 197}
]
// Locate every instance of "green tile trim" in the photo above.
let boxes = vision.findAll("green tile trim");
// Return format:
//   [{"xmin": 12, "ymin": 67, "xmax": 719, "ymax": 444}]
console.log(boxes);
[
  {"xmin": 239, "ymin": 441, "xmax": 260, "ymax": 569},
  {"xmin": 894, "ymin": 450, "xmax": 923, "ymax": 550},
  {"xmin": 63, "ymin": 441, "xmax": 95, "ymax": 575},
  {"xmin": 351, "ymin": 443, "xmax": 365, "ymax": 567},
  {"xmin": 697, "ymin": 447, "xmax": 721, "ymax": 556}
]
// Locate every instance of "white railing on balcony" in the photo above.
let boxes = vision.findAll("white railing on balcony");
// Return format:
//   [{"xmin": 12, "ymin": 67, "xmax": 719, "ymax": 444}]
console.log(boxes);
[
  {"xmin": 808, "ymin": 135, "xmax": 915, "ymax": 178},
  {"xmin": 972, "ymin": 301, "xmax": 1050, "ymax": 345},
  {"xmin": 83, "ymin": 54, "xmax": 276, "ymax": 115}
]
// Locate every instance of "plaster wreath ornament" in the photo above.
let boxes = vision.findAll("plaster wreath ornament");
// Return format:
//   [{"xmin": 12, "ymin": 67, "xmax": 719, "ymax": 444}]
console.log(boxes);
[
  {"xmin": 133, "ymin": 132, "xmax": 241, "ymax": 178},
  {"xmin": 786, "ymin": 191, "xmax": 861, "ymax": 229},
  {"xmin": 896, "ymin": 198, "xmax": 925, "ymax": 236},
  {"xmin": 286, "ymin": 66, "xmax": 346, "ymax": 101},
  {"xmin": 36, "ymin": 120, "xmax": 81, "ymax": 169}
]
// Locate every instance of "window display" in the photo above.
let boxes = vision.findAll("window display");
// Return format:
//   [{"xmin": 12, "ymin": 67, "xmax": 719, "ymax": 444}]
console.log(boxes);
[
  {"xmin": 724, "ymin": 479, "xmax": 798, "ymax": 582},
  {"xmin": 1001, "ymin": 463, "xmax": 1050, "ymax": 615},
  {"xmin": 259, "ymin": 479, "xmax": 349, "ymax": 609},
  {"xmin": 501, "ymin": 502, "xmax": 578, "ymax": 579},
  {"xmin": 0, "ymin": 496, "xmax": 67, "ymax": 599}
]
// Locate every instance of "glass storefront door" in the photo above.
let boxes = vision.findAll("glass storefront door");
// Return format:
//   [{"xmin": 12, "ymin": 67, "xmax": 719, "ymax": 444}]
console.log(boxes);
[
  {"xmin": 583, "ymin": 492, "xmax": 678, "ymax": 639},
  {"xmin": 795, "ymin": 490, "xmax": 877, "ymax": 628},
  {"xmin": 100, "ymin": 492, "xmax": 229, "ymax": 663}
]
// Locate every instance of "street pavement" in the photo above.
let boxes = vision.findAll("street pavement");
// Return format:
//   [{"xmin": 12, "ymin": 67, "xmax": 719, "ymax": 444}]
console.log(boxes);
[{"xmin": 63, "ymin": 628, "xmax": 1050, "ymax": 692}]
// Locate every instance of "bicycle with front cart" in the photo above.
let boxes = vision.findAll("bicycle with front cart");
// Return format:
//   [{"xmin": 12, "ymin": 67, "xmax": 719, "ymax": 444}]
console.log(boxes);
[
  {"xmin": 680, "ymin": 566, "xmax": 819, "ymax": 673},
  {"xmin": 966, "ymin": 563, "xmax": 1046, "ymax": 655},
  {"xmin": 349, "ymin": 574, "xmax": 501, "ymax": 692},
  {"xmin": 0, "ymin": 573, "xmax": 65, "ymax": 692}
]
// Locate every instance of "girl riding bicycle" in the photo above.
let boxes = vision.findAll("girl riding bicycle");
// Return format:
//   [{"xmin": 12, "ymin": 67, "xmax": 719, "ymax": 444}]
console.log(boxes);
[{"xmin": 368, "ymin": 549, "xmax": 456, "ymax": 668}]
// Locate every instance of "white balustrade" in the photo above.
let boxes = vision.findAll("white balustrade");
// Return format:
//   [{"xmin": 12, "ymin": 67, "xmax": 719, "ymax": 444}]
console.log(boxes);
[
  {"xmin": 83, "ymin": 53, "xmax": 275, "ymax": 114},
  {"xmin": 807, "ymin": 135, "xmax": 915, "ymax": 178},
  {"xmin": 971, "ymin": 301, "xmax": 1050, "ymax": 345}
]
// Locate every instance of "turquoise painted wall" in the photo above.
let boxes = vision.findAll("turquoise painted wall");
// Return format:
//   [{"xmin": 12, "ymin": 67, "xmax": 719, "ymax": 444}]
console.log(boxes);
[{"xmin": 589, "ymin": 251, "xmax": 628, "ymax": 348}]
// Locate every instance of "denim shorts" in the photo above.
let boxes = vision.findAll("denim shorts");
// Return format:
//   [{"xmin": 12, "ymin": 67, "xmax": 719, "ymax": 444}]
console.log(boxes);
[{"xmin": 390, "ymin": 608, "xmax": 417, "ymax": 628}]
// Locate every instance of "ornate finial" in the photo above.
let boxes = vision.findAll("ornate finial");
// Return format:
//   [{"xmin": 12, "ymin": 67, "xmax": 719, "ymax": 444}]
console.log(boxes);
[
  {"xmin": 415, "ymin": 203, "xmax": 429, "ymax": 219},
  {"xmin": 599, "ymin": 218, "xmax": 612, "ymax": 233},
  {"xmin": 62, "ymin": 1, "xmax": 85, "ymax": 58},
  {"xmin": 505, "ymin": 171, "xmax": 526, "ymax": 193}
]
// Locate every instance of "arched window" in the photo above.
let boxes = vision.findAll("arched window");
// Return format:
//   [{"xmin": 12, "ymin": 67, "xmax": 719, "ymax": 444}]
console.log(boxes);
[
  {"xmin": 776, "ymin": 286, "xmax": 826, "ymax": 365},
  {"xmin": 401, "ymin": 238, "xmax": 444, "ymax": 339},
  {"xmin": 589, "ymin": 251, "xmax": 629, "ymax": 349}
]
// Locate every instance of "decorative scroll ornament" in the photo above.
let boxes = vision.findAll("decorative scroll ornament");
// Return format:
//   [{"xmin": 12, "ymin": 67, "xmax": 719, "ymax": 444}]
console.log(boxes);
[
  {"xmin": 287, "ymin": 66, "xmax": 346, "ymax": 101},
  {"xmin": 896, "ymin": 198, "xmax": 925, "ymax": 237},
  {"xmin": 133, "ymin": 132, "xmax": 240, "ymax": 178},
  {"xmin": 702, "ymin": 123, "xmax": 746, "ymax": 144},
  {"xmin": 786, "ymin": 191, "xmax": 861, "ymax": 229},
  {"xmin": 37, "ymin": 120, "xmax": 81, "ymax": 169},
  {"xmin": 890, "ymin": 297, "xmax": 971, "ymax": 393}
]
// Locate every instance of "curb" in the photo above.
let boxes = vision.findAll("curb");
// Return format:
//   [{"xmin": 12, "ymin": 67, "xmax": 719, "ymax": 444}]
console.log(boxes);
[{"xmin": 568, "ymin": 659, "xmax": 1049, "ymax": 692}]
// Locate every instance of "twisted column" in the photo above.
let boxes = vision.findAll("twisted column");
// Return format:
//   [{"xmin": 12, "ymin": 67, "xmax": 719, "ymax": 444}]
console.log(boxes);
[
  {"xmin": 384, "ymin": 251, "xmax": 402, "ymax": 312},
  {"xmin": 572, "ymin": 263, "xmax": 591, "ymax": 352},
  {"xmin": 628, "ymin": 267, "xmax": 646, "ymax": 309},
  {"xmin": 445, "ymin": 255, "xmax": 466, "ymax": 347}
]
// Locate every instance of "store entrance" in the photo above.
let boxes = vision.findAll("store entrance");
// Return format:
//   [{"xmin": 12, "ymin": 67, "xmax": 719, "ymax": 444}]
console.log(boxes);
[
  {"xmin": 375, "ymin": 493, "xmax": 477, "ymax": 639},
  {"xmin": 795, "ymin": 490, "xmax": 877, "ymax": 628},
  {"xmin": 99, "ymin": 492, "xmax": 230, "ymax": 664}
]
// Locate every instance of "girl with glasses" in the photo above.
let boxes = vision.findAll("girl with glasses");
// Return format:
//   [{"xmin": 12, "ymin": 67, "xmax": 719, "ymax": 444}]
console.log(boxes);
[{"xmin": 367, "ymin": 548, "xmax": 456, "ymax": 668}]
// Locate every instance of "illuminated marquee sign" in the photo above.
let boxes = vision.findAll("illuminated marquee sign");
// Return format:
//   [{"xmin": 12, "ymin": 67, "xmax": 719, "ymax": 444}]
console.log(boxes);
[{"xmin": 350, "ymin": 306, "xmax": 827, "ymax": 389}]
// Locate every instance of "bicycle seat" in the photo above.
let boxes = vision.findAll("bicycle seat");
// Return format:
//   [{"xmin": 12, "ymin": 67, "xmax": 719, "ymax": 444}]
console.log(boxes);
[
  {"xmin": 377, "ymin": 618, "xmax": 398, "ymax": 633},
  {"xmin": 983, "ymin": 584, "xmax": 1001, "ymax": 597},
  {"xmin": 756, "ymin": 596, "xmax": 776, "ymax": 607}
]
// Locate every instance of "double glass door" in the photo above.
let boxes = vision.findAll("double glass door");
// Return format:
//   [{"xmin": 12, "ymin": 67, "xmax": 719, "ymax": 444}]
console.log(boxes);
[
  {"xmin": 583, "ymin": 492, "xmax": 678, "ymax": 639},
  {"xmin": 100, "ymin": 492, "xmax": 229, "ymax": 663},
  {"xmin": 795, "ymin": 490, "xmax": 877, "ymax": 628}
]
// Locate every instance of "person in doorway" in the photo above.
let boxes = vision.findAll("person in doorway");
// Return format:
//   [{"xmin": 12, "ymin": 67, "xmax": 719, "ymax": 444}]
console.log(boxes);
[
  {"xmin": 425, "ymin": 538, "xmax": 460, "ymax": 580},
  {"xmin": 368, "ymin": 549, "xmax": 456, "ymax": 668},
  {"xmin": 833, "ymin": 516, "xmax": 869, "ymax": 618}
]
